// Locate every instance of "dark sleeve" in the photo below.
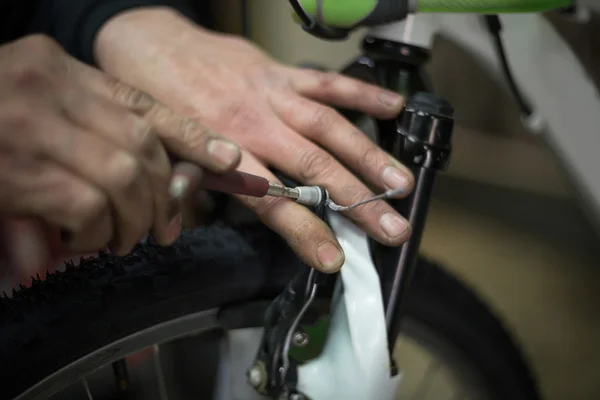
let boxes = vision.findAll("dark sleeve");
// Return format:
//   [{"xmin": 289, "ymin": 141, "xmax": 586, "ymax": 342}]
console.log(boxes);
[
  {"xmin": 0, "ymin": 1, "xmax": 42, "ymax": 44},
  {"xmin": 29, "ymin": 0, "xmax": 202, "ymax": 66}
]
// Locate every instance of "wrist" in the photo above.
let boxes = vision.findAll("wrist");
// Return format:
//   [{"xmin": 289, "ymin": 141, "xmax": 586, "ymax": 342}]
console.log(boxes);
[
  {"xmin": 93, "ymin": 6, "xmax": 220, "ymax": 115},
  {"xmin": 95, "ymin": 6, "xmax": 193, "ymax": 72}
]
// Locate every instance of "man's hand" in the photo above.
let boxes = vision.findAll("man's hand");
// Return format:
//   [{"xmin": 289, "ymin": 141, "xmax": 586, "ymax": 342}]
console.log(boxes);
[
  {"xmin": 0, "ymin": 34, "xmax": 241, "ymax": 257},
  {"xmin": 95, "ymin": 8, "xmax": 414, "ymax": 272}
]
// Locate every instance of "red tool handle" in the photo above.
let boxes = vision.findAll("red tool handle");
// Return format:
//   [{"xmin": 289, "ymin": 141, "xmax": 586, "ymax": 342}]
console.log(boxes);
[
  {"xmin": 171, "ymin": 161, "xmax": 271, "ymax": 198},
  {"xmin": 199, "ymin": 170, "xmax": 270, "ymax": 197}
]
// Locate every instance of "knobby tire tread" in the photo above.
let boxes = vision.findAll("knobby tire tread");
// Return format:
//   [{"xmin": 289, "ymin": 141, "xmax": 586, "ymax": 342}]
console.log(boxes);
[{"xmin": 0, "ymin": 221, "xmax": 540, "ymax": 400}]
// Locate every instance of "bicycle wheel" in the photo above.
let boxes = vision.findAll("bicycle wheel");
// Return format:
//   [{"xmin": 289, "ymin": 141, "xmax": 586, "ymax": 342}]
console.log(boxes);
[{"xmin": 0, "ymin": 221, "xmax": 541, "ymax": 400}]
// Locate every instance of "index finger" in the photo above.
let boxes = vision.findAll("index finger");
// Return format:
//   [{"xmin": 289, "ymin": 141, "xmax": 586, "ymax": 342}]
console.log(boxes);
[
  {"xmin": 255, "ymin": 124, "xmax": 411, "ymax": 247},
  {"xmin": 233, "ymin": 151, "xmax": 345, "ymax": 273},
  {"xmin": 111, "ymin": 83, "xmax": 242, "ymax": 174},
  {"xmin": 285, "ymin": 67, "xmax": 405, "ymax": 119},
  {"xmin": 270, "ymin": 91, "xmax": 414, "ymax": 196},
  {"xmin": 69, "ymin": 59, "xmax": 242, "ymax": 173}
]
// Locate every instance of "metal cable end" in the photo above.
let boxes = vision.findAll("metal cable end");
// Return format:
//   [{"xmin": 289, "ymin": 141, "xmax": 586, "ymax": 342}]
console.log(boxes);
[
  {"xmin": 325, "ymin": 187, "xmax": 406, "ymax": 212},
  {"xmin": 295, "ymin": 186, "xmax": 324, "ymax": 207}
]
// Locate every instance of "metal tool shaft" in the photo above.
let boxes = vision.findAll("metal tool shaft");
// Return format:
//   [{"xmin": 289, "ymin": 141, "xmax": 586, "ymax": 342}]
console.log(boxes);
[{"xmin": 266, "ymin": 183, "xmax": 300, "ymax": 200}]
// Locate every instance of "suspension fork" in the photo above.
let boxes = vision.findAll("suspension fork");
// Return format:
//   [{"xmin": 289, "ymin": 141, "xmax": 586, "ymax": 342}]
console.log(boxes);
[{"xmin": 341, "ymin": 35, "xmax": 455, "ymax": 360}]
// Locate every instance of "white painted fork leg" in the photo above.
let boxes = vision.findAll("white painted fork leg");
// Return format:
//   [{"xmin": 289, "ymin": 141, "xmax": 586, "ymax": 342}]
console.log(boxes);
[
  {"xmin": 296, "ymin": 211, "xmax": 401, "ymax": 399},
  {"xmin": 213, "ymin": 328, "xmax": 268, "ymax": 400},
  {"xmin": 213, "ymin": 211, "xmax": 400, "ymax": 399}
]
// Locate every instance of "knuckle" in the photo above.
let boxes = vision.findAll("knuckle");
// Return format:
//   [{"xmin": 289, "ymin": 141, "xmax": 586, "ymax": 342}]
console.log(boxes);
[
  {"xmin": 109, "ymin": 80, "xmax": 154, "ymax": 110},
  {"xmin": 289, "ymin": 217, "xmax": 316, "ymax": 247},
  {"xmin": 297, "ymin": 149, "xmax": 333, "ymax": 182},
  {"xmin": 2, "ymin": 36, "xmax": 60, "ymax": 87},
  {"xmin": 347, "ymin": 198, "xmax": 381, "ymax": 226},
  {"xmin": 360, "ymin": 145, "xmax": 383, "ymax": 171},
  {"xmin": 310, "ymin": 106, "xmax": 336, "ymax": 131},
  {"xmin": 315, "ymin": 71, "xmax": 338, "ymax": 94},
  {"xmin": 142, "ymin": 103, "xmax": 213, "ymax": 151},
  {"xmin": 223, "ymin": 101, "xmax": 259, "ymax": 129},
  {"xmin": 144, "ymin": 101, "xmax": 174, "ymax": 126},
  {"xmin": 306, "ymin": 69, "xmax": 333, "ymax": 85},
  {"xmin": 69, "ymin": 188, "xmax": 107, "ymax": 231},
  {"xmin": 106, "ymin": 152, "xmax": 142, "ymax": 191},
  {"xmin": 225, "ymin": 102, "xmax": 245, "ymax": 120},
  {"xmin": 9, "ymin": 63, "xmax": 53, "ymax": 93},
  {"xmin": 340, "ymin": 183, "xmax": 369, "ymax": 205},
  {"xmin": 179, "ymin": 119, "xmax": 213, "ymax": 149},
  {"xmin": 358, "ymin": 198, "xmax": 383, "ymax": 217},
  {"xmin": 339, "ymin": 183, "xmax": 381, "ymax": 217}
]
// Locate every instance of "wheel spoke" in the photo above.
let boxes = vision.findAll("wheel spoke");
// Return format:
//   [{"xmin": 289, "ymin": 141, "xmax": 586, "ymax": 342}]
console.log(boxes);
[
  {"xmin": 82, "ymin": 378, "xmax": 94, "ymax": 400},
  {"xmin": 153, "ymin": 344, "xmax": 169, "ymax": 400}
]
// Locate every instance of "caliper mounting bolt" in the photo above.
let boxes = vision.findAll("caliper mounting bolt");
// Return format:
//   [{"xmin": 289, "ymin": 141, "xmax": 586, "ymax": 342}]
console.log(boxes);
[{"xmin": 292, "ymin": 331, "xmax": 310, "ymax": 347}]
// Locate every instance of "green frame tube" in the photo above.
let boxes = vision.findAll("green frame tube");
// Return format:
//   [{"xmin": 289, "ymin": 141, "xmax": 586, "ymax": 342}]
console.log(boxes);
[{"xmin": 296, "ymin": 0, "xmax": 572, "ymax": 27}]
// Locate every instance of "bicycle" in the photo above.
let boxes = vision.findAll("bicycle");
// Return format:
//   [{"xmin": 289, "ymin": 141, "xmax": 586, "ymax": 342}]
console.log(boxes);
[{"xmin": 0, "ymin": 0, "xmax": 592, "ymax": 399}]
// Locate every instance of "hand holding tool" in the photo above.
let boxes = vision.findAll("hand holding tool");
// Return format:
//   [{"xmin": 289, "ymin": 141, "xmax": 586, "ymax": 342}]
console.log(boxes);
[{"xmin": 169, "ymin": 163, "xmax": 326, "ymax": 207}]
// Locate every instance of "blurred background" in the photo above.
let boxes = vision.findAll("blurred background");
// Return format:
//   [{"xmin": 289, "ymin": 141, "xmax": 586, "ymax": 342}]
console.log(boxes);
[{"xmin": 210, "ymin": 2, "xmax": 600, "ymax": 399}]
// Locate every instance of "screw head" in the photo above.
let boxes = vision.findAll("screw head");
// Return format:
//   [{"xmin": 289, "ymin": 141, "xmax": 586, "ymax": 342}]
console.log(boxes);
[
  {"xmin": 292, "ymin": 331, "xmax": 309, "ymax": 347},
  {"xmin": 247, "ymin": 365, "xmax": 263, "ymax": 387},
  {"xmin": 290, "ymin": 394, "xmax": 305, "ymax": 400}
]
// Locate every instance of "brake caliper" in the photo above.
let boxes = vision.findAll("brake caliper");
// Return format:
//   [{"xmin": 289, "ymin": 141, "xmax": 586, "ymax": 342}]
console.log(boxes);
[{"xmin": 247, "ymin": 188, "xmax": 333, "ymax": 400}]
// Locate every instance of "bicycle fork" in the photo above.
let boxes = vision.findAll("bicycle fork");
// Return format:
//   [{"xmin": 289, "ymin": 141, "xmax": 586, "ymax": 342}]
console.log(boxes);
[
  {"xmin": 378, "ymin": 91, "xmax": 454, "ymax": 355},
  {"xmin": 246, "ymin": 39, "xmax": 455, "ymax": 397}
]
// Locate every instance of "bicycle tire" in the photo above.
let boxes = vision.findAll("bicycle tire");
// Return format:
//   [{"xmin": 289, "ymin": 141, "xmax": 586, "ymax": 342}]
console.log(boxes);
[{"xmin": 0, "ymin": 221, "xmax": 541, "ymax": 400}]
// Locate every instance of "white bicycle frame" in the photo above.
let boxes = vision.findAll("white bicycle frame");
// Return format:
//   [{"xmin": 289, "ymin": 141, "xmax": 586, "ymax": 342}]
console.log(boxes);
[{"xmin": 214, "ymin": 8, "xmax": 600, "ymax": 400}]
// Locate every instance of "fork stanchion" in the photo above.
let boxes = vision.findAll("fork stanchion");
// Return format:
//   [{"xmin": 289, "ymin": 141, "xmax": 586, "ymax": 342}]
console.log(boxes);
[{"xmin": 378, "ymin": 92, "xmax": 454, "ymax": 353}]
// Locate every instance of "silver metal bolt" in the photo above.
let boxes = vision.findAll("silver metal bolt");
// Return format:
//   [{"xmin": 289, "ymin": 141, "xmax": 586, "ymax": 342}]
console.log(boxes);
[
  {"xmin": 292, "ymin": 331, "xmax": 309, "ymax": 347},
  {"xmin": 290, "ymin": 394, "xmax": 305, "ymax": 400},
  {"xmin": 247, "ymin": 365, "xmax": 263, "ymax": 387}
]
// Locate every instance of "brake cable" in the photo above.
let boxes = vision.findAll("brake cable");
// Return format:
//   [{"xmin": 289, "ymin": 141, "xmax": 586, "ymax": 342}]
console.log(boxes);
[{"xmin": 483, "ymin": 15, "xmax": 534, "ymax": 118}]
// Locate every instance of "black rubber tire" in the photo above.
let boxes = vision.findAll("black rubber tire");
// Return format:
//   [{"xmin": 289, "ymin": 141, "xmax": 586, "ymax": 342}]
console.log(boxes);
[{"xmin": 0, "ymin": 222, "xmax": 541, "ymax": 400}]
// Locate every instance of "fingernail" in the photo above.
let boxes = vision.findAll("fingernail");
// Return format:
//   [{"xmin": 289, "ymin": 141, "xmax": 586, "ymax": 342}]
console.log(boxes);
[
  {"xmin": 207, "ymin": 139, "xmax": 240, "ymax": 169},
  {"xmin": 378, "ymin": 92, "xmax": 403, "ymax": 109},
  {"xmin": 380, "ymin": 213, "xmax": 409, "ymax": 239},
  {"xmin": 60, "ymin": 228, "xmax": 73, "ymax": 244},
  {"xmin": 382, "ymin": 166, "xmax": 409, "ymax": 192},
  {"xmin": 169, "ymin": 175, "xmax": 190, "ymax": 200},
  {"xmin": 166, "ymin": 213, "xmax": 182, "ymax": 243},
  {"xmin": 316, "ymin": 241, "xmax": 344, "ymax": 272}
]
